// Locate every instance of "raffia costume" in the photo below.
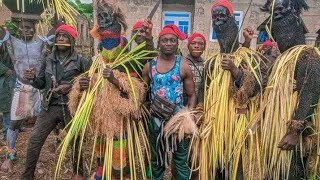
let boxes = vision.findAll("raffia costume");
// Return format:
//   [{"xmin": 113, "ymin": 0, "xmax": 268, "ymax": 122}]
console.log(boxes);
[
  {"xmin": 194, "ymin": 1, "xmax": 265, "ymax": 179},
  {"xmin": 66, "ymin": 2, "xmax": 149, "ymax": 179},
  {"xmin": 259, "ymin": 0, "xmax": 320, "ymax": 179}
]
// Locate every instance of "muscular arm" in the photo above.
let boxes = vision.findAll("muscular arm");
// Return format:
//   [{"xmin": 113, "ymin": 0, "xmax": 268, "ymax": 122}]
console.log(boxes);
[
  {"xmin": 181, "ymin": 61, "xmax": 197, "ymax": 108},
  {"xmin": 142, "ymin": 62, "xmax": 151, "ymax": 85}
]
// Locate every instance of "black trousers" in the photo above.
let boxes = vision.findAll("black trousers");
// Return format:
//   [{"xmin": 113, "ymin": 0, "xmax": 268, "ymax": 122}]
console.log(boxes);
[{"xmin": 21, "ymin": 105, "xmax": 83, "ymax": 180}]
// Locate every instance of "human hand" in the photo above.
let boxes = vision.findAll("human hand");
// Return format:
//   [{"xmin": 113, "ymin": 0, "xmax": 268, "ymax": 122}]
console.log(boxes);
[
  {"xmin": 143, "ymin": 19, "xmax": 153, "ymax": 39},
  {"xmin": 243, "ymin": 27, "xmax": 254, "ymax": 42},
  {"xmin": 278, "ymin": 133, "xmax": 300, "ymax": 150},
  {"xmin": 53, "ymin": 84, "xmax": 71, "ymax": 94},
  {"xmin": 221, "ymin": 56, "xmax": 240, "ymax": 78},
  {"xmin": 79, "ymin": 77, "xmax": 90, "ymax": 91},
  {"xmin": 23, "ymin": 68, "xmax": 36, "ymax": 81},
  {"xmin": 4, "ymin": 69, "xmax": 13, "ymax": 77},
  {"xmin": 103, "ymin": 66, "xmax": 116, "ymax": 83}
]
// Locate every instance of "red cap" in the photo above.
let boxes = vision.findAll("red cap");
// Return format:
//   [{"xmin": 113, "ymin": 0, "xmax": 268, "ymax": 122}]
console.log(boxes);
[
  {"xmin": 56, "ymin": 25, "xmax": 78, "ymax": 39},
  {"xmin": 159, "ymin": 24, "xmax": 186, "ymax": 40},
  {"xmin": 211, "ymin": 0, "xmax": 234, "ymax": 15},
  {"xmin": 261, "ymin": 40, "xmax": 274, "ymax": 50},
  {"xmin": 132, "ymin": 21, "xmax": 144, "ymax": 31},
  {"xmin": 188, "ymin": 33, "xmax": 206, "ymax": 48}
]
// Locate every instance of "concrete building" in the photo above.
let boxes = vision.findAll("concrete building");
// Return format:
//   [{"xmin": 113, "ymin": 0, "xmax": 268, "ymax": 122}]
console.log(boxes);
[
  {"xmin": 0, "ymin": 5, "xmax": 12, "ymax": 25},
  {"xmin": 75, "ymin": 15, "xmax": 93, "ymax": 57},
  {"xmin": 115, "ymin": 0, "xmax": 320, "ymax": 55}
]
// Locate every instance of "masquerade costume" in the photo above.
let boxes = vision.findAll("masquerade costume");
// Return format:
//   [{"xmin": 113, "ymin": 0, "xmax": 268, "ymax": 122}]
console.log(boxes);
[
  {"xmin": 194, "ymin": 0, "xmax": 264, "ymax": 179},
  {"xmin": 259, "ymin": 0, "xmax": 320, "ymax": 179},
  {"xmin": 66, "ymin": 2, "xmax": 150, "ymax": 180}
]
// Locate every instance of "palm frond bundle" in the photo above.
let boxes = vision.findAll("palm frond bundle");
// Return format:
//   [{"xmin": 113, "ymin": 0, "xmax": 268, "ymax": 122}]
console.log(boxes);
[
  {"xmin": 163, "ymin": 107, "xmax": 200, "ymax": 142},
  {"xmin": 194, "ymin": 47, "xmax": 263, "ymax": 180},
  {"xmin": 260, "ymin": 45, "xmax": 320, "ymax": 179},
  {"xmin": 55, "ymin": 36, "xmax": 157, "ymax": 180}
]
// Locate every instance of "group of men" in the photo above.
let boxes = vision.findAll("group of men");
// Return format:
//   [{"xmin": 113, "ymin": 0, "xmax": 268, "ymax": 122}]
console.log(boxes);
[
  {"xmin": 0, "ymin": 19, "xmax": 91, "ymax": 179},
  {"xmin": 0, "ymin": 0, "xmax": 319, "ymax": 179}
]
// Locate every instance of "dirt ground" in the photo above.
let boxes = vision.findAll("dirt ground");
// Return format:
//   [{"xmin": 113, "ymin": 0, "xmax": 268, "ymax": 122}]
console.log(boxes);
[
  {"xmin": 0, "ymin": 117, "xmax": 172, "ymax": 180},
  {"xmin": 0, "ymin": 126, "xmax": 77, "ymax": 180}
]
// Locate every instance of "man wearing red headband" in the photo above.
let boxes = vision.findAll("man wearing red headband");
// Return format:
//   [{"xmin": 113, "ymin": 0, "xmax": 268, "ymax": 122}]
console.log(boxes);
[
  {"xmin": 196, "ymin": 0, "xmax": 263, "ymax": 179},
  {"xmin": 185, "ymin": 33, "xmax": 206, "ymax": 101},
  {"xmin": 175, "ymin": 33, "xmax": 207, "ymax": 180},
  {"xmin": 259, "ymin": 40, "xmax": 280, "ymax": 88},
  {"xmin": 132, "ymin": 20, "xmax": 154, "ymax": 48},
  {"xmin": 128, "ymin": 20, "xmax": 156, "ymax": 77},
  {"xmin": 131, "ymin": 20, "xmax": 156, "ymax": 178},
  {"xmin": 142, "ymin": 24, "xmax": 196, "ymax": 180},
  {"xmin": 21, "ymin": 25, "xmax": 91, "ymax": 180}
]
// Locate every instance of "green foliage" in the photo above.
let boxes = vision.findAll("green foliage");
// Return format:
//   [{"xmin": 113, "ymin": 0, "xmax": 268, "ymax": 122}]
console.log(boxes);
[
  {"xmin": 4, "ymin": 21, "xmax": 19, "ymax": 37},
  {"xmin": 66, "ymin": 0, "xmax": 93, "ymax": 18},
  {"xmin": 309, "ymin": 175, "xmax": 320, "ymax": 180}
]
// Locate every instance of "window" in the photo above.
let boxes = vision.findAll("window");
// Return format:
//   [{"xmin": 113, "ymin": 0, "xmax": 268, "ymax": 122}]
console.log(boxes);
[
  {"xmin": 209, "ymin": 11, "xmax": 243, "ymax": 42},
  {"xmin": 163, "ymin": 11, "xmax": 191, "ymax": 35}
]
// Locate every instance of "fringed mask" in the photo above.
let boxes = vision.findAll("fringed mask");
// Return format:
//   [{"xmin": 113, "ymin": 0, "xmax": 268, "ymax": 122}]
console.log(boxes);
[
  {"xmin": 96, "ymin": 1, "xmax": 127, "ymax": 36},
  {"xmin": 212, "ymin": 6, "xmax": 229, "ymax": 26},
  {"xmin": 271, "ymin": 0, "xmax": 309, "ymax": 15},
  {"xmin": 94, "ymin": 1, "xmax": 128, "ymax": 63},
  {"xmin": 212, "ymin": 6, "xmax": 239, "ymax": 53},
  {"xmin": 271, "ymin": 0, "xmax": 307, "ymax": 53},
  {"xmin": 97, "ymin": 3, "xmax": 121, "ymax": 35}
]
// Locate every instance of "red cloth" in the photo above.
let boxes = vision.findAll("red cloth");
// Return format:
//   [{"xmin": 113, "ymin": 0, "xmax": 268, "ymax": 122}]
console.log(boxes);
[
  {"xmin": 211, "ymin": 0, "xmax": 234, "ymax": 15},
  {"xmin": 261, "ymin": 40, "xmax": 274, "ymax": 49},
  {"xmin": 159, "ymin": 25, "xmax": 186, "ymax": 40},
  {"xmin": 188, "ymin": 33, "xmax": 206, "ymax": 48},
  {"xmin": 56, "ymin": 25, "xmax": 78, "ymax": 39},
  {"xmin": 132, "ymin": 21, "xmax": 144, "ymax": 31}
]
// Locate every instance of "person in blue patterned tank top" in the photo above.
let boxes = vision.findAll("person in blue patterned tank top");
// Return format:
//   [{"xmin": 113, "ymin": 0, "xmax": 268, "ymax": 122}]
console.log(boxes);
[{"xmin": 142, "ymin": 25, "xmax": 196, "ymax": 180}]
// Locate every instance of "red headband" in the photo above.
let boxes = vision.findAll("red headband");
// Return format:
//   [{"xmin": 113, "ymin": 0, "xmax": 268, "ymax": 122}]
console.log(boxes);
[
  {"xmin": 188, "ymin": 33, "xmax": 206, "ymax": 48},
  {"xmin": 159, "ymin": 24, "xmax": 186, "ymax": 40},
  {"xmin": 211, "ymin": 0, "xmax": 234, "ymax": 15},
  {"xmin": 261, "ymin": 40, "xmax": 274, "ymax": 50},
  {"xmin": 132, "ymin": 21, "xmax": 144, "ymax": 31},
  {"xmin": 56, "ymin": 25, "xmax": 78, "ymax": 39}
]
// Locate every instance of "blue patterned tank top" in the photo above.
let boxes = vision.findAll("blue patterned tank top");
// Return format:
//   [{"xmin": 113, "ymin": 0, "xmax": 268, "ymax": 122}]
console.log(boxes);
[{"xmin": 150, "ymin": 56, "xmax": 184, "ymax": 113}]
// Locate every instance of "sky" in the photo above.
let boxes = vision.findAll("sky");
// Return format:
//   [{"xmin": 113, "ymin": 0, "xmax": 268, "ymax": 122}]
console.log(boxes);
[
  {"xmin": 81, "ymin": 0, "xmax": 92, "ymax": 3},
  {"xmin": 71, "ymin": 0, "xmax": 92, "ymax": 3}
]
